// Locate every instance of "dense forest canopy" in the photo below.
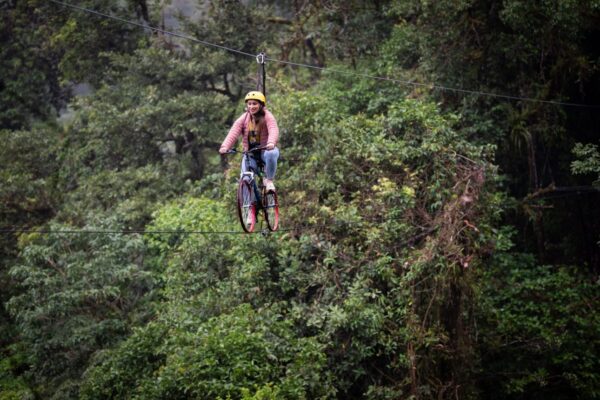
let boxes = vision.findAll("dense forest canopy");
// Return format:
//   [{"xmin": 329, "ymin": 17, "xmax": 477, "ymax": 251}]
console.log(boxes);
[{"xmin": 1, "ymin": 0, "xmax": 599, "ymax": 399}]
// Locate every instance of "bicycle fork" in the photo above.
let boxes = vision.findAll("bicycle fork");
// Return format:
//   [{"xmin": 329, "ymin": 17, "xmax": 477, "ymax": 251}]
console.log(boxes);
[{"xmin": 241, "ymin": 171, "xmax": 262, "ymax": 207}]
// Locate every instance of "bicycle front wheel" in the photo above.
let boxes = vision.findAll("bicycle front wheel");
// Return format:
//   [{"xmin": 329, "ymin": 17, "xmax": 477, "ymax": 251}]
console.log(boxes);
[
  {"xmin": 237, "ymin": 179, "xmax": 256, "ymax": 233},
  {"xmin": 263, "ymin": 190, "xmax": 279, "ymax": 231}
]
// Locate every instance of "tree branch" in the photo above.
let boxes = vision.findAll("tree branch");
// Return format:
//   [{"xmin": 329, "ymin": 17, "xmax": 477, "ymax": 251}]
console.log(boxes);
[{"xmin": 524, "ymin": 184, "xmax": 600, "ymax": 202}]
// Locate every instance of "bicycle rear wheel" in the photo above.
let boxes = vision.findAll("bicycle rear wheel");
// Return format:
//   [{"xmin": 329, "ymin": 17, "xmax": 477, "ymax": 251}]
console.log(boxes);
[
  {"xmin": 263, "ymin": 189, "xmax": 279, "ymax": 231},
  {"xmin": 237, "ymin": 179, "xmax": 256, "ymax": 233}
]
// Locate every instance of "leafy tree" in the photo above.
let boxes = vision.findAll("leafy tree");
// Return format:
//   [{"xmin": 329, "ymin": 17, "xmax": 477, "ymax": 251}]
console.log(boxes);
[
  {"xmin": 2, "ymin": 2, "xmax": 599, "ymax": 400},
  {"xmin": 478, "ymin": 253, "xmax": 600, "ymax": 399},
  {"xmin": 80, "ymin": 197, "xmax": 335, "ymax": 399},
  {"xmin": 55, "ymin": 44, "xmax": 236, "ymax": 207},
  {"xmin": 572, "ymin": 143, "xmax": 600, "ymax": 186},
  {"xmin": 0, "ymin": 343, "xmax": 34, "ymax": 400},
  {"xmin": 260, "ymin": 78, "xmax": 501, "ymax": 398},
  {"xmin": 0, "ymin": 1, "xmax": 60, "ymax": 129},
  {"xmin": 0, "ymin": 0, "xmax": 149, "ymax": 130},
  {"xmin": 6, "ymin": 219, "xmax": 155, "ymax": 398},
  {"xmin": 384, "ymin": 0, "xmax": 600, "ymax": 271},
  {"xmin": 0, "ymin": 125, "xmax": 61, "ymax": 396},
  {"xmin": 0, "ymin": 126, "xmax": 60, "ymax": 226}
]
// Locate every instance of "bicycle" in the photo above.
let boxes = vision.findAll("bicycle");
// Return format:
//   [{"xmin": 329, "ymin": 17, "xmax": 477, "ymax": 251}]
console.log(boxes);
[{"xmin": 225, "ymin": 147, "xmax": 279, "ymax": 233}]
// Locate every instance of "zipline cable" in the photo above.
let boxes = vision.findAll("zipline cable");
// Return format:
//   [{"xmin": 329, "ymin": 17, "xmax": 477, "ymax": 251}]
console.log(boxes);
[
  {"xmin": 266, "ymin": 58, "xmax": 597, "ymax": 108},
  {"xmin": 0, "ymin": 227, "xmax": 297, "ymax": 236},
  {"xmin": 48, "ymin": 0, "xmax": 599, "ymax": 109},
  {"xmin": 48, "ymin": 0, "xmax": 255, "ymax": 58}
]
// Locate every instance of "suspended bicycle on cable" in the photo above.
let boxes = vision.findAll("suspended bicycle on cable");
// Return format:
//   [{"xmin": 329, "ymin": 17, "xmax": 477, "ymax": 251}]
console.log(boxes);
[{"xmin": 226, "ymin": 147, "xmax": 279, "ymax": 233}]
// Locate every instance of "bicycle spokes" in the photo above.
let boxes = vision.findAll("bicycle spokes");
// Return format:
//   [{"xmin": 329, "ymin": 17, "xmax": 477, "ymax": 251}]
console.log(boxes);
[
  {"xmin": 237, "ymin": 180, "xmax": 256, "ymax": 233},
  {"xmin": 263, "ymin": 190, "xmax": 279, "ymax": 231}
]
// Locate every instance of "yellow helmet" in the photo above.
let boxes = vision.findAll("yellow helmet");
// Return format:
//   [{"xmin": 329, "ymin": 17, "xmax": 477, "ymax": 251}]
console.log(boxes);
[{"xmin": 244, "ymin": 91, "xmax": 266, "ymax": 105}]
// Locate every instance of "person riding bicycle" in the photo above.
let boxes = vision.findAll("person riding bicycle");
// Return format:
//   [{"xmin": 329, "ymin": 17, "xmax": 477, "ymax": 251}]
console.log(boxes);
[{"xmin": 219, "ymin": 91, "xmax": 279, "ymax": 192}]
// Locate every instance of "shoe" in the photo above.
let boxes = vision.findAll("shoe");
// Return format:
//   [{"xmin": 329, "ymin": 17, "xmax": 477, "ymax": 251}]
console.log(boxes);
[{"xmin": 264, "ymin": 178, "xmax": 276, "ymax": 192}]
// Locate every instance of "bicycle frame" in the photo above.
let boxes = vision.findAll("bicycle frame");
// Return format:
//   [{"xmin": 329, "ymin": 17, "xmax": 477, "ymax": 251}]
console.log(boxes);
[{"xmin": 240, "ymin": 149, "xmax": 266, "ymax": 211}]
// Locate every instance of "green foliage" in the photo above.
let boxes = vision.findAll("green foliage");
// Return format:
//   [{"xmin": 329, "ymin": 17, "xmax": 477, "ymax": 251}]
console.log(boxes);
[
  {"xmin": 0, "ymin": 1, "xmax": 58, "ymax": 129},
  {"xmin": 571, "ymin": 143, "xmax": 600, "ymax": 186},
  {"xmin": 81, "ymin": 304, "xmax": 333, "ymax": 400},
  {"xmin": 0, "ymin": 126, "xmax": 59, "ymax": 217},
  {"xmin": 240, "ymin": 383, "xmax": 281, "ymax": 400},
  {"xmin": 384, "ymin": 0, "xmax": 600, "ymax": 272},
  {"xmin": 0, "ymin": 0, "xmax": 147, "ymax": 129},
  {"xmin": 56, "ymin": 164, "xmax": 188, "ymax": 229},
  {"xmin": 81, "ymin": 197, "xmax": 334, "ymax": 399},
  {"xmin": 2, "ymin": 1, "xmax": 599, "ymax": 400},
  {"xmin": 61, "ymin": 85, "xmax": 224, "ymax": 176},
  {"xmin": 0, "ymin": 125, "xmax": 60, "ymax": 264},
  {"xmin": 478, "ymin": 253, "xmax": 600, "ymax": 399},
  {"xmin": 49, "ymin": 0, "xmax": 147, "ymax": 85},
  {"xmin": 0, "ymin": 344, "xmax": 34, "ymax": 400},
  {"xmin": 6, "ymin": 219, "xmax": 155, "ymax": 397},
  {"xmin": 266, "ymin": 76, "xmax": 502, "ymax": 397},
  {"xmin": 144, "ymin": 304, "xmax": 330, "ymax": 399},
  {"xmin": 79, "ymin": 322, "xmax": 168, "ymax": 400},
  {"xmin": 0, "ymin": 125, "xmax": 62, "ymax": 373},
  {"xmin": 307, "ymin": 0, "xmax": 395, "ymax": 61},
  {"xmin": 57, "ymin": 44, "xmax": 235, "ymax": 193}
]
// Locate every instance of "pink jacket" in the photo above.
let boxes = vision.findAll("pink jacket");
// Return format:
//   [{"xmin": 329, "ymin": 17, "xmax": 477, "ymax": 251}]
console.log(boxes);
[{"xmin": 219, "ymin": 109, "xmax": 279, "ymax": 153}]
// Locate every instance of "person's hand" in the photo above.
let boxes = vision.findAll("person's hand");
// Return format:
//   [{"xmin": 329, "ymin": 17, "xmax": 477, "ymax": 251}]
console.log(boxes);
[{"xmin": 266, "ymin": 143, "xmax": 275, "ymax": 151}]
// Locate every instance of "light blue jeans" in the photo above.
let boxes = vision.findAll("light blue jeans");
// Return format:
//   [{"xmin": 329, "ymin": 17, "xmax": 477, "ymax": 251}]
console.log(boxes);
[{"xmin": 241, "ymin": 147, "xmax": 279, "ymax": 180}]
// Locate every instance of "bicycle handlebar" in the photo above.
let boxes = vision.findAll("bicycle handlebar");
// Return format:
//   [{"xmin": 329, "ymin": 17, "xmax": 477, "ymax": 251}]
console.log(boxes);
[{"xmin": 222, "ymin": 146, "xmax": 267, "ymax": 155}]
